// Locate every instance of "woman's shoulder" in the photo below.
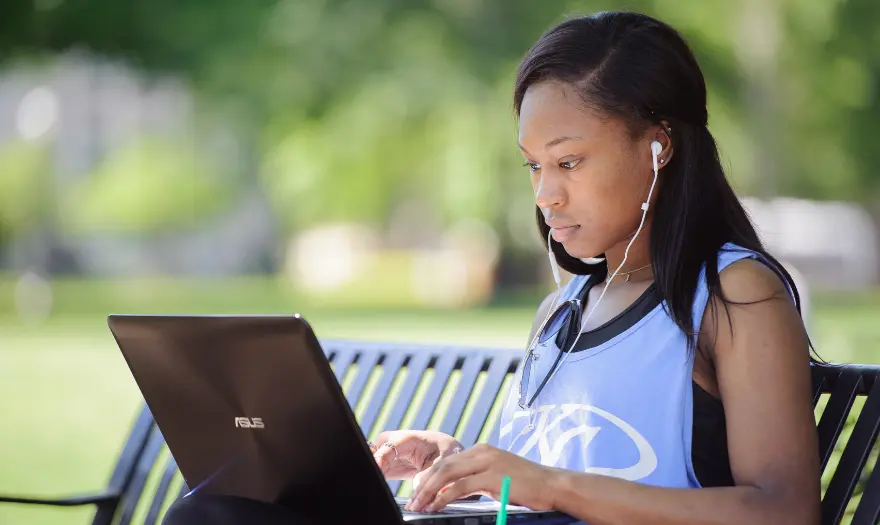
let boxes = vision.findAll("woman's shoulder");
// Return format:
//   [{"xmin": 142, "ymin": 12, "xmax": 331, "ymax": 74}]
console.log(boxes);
[
  {"xmin": 712, "ymin": 242, "xmax": 791, "ymax": 298},
  {"xmin": 716, "ymin": 256, "xmax": 792, "ymax": 303},
  {"xmin": 714, "ymin": 242, "xmax": 764, "ymax": 271},
  {"xmin": 690, "ymin": 242, "xmax": 795, "ymax": 335}
]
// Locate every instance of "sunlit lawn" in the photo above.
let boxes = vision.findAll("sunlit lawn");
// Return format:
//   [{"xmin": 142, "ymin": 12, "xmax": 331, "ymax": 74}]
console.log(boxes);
[{"xmin": 0, "ymin": 277, "xmax": 878, "ymax": 525}]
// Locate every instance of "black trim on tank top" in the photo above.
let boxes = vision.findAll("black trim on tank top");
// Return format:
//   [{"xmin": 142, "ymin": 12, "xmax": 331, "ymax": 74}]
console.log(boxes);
[{"xmin": 568, "ymin": 273, "xmax": 662, "ymax": 353}]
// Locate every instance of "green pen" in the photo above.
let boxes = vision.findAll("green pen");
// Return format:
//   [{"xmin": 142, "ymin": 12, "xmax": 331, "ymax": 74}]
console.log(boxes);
[{"xmin": 496, "ymin": 475, "xmax": 511, "ymax": 525}]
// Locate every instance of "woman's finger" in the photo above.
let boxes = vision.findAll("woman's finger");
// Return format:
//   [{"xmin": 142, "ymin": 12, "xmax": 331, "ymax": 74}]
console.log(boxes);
[
  {"xmin": 408, "ymin": 448, "xmax": 488, "ymax": 511},
  {"xmin": 373, "ymin": 442, "xmax": 399, "ymax": 471},
  {"xmin": 412, "ymin": 455, "xmax": 443, "ymax": 490},
  {"xmin": 376, "ymin": 443, "xmax": 422, "ymax": 480},
  {"xmin": 424, "ymin": 473, "xmax": 491, "ymax": 512},
  {"xmin": 379, "ymin": 432, "xmax": 427, "ymax": 456},
  {"xmin": 414, "ymin": 443, "xmax": 465, "ymax": 487}
]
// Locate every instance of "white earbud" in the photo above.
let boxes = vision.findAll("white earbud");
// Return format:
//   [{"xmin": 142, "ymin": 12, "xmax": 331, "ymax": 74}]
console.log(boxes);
[
  {"xmin": 650, "ymin": 141, "xmax": 662, "ymax": 189},
  {"xmin": 650, "ymin": 140, "xmax": 662, "ymax": 157}
]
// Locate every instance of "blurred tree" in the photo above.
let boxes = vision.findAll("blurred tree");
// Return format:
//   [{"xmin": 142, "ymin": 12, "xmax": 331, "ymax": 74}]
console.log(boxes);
[
  {"xmin": 0, "ymin": 141, "xmax": 51, "ymax": 240},
  {"xmin": 785, "ymin": 0, "xmax": 880, "ymax": 201},
  {"xmin": 59, "ymin": 136, "xmax": 235, "ymax": 234},
  {"xmin": 1, "ymin": 0, "xmax": 878, "ymax": 263}
]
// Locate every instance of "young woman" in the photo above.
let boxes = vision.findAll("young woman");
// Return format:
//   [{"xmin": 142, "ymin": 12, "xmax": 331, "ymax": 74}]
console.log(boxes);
[
  {"xmin": 381, "ymin": 11, "xmax": 820, "ymax": 524},
  {"xmin": 164, "ymin": 10, "xmax": 820, "ymax": 525}
]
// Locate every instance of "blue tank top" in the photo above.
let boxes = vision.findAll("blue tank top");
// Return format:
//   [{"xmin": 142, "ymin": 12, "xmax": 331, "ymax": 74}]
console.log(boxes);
[{"xmin": 497, "ymin": 243, "xmax": 787, "ymax": 491}]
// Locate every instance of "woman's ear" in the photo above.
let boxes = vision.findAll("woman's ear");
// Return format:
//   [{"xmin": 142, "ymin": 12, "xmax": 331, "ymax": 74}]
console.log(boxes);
[{"xmin": 655, "ymin": 120, "xmax": 674, "ymax": 169}]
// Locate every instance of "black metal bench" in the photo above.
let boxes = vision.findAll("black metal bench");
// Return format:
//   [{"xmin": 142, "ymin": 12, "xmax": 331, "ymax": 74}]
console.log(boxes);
[{"xmin": 1, "ymin": 340, "xmax": 878, "ymax": 525}]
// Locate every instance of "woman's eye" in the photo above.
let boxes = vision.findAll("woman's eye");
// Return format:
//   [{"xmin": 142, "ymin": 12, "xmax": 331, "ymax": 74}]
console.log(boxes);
[
  {"xmin": 560, "ymin": 159, "xmax": 581, "ymax": 170},
  {"xmin": 523, "ymin": 162, "xmax": 541, "ymax": 172}
]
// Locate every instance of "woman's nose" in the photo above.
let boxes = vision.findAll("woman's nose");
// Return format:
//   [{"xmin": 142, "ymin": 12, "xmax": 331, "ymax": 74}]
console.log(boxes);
[{"xmin": 534, "ymin": 174, "xmax": 565, "ymax": 210}]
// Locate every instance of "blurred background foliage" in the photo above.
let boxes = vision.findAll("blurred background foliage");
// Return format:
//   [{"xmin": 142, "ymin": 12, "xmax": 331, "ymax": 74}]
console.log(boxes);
[{"xmin": 1, "ymin": 0, "xmax": 879, "ymax": 246}]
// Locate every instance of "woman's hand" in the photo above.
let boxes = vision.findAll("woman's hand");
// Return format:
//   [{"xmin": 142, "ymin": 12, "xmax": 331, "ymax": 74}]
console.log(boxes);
[
  {"xmin": 370, "ymin": 430, "xmax": 464, "ymax": 481},
  {"xmin": 405, "ymin": 444, "xmax": 559, "ymax": 513}
]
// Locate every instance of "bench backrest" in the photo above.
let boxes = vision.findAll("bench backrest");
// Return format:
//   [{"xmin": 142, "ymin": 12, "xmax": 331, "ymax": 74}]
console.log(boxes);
[
  {"xmin": 96, "ymin": 341, "xmax": 879, "ymax": 525},
  {"xmin": 813, "ymin": 363, "xmax": 880, "ymax": 524}
]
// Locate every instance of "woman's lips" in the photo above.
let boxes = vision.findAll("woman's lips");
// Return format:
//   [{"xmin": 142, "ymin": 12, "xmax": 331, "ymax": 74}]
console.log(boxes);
[{"xmin": 550, "ymin": 225, "xmax": 580, "ymax": 243}]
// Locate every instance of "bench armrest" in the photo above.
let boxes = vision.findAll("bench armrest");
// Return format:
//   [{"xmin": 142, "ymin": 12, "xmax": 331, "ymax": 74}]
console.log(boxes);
[{"xmin": 0, "ymin": 491, "xmax": 119, "ymax": 507}]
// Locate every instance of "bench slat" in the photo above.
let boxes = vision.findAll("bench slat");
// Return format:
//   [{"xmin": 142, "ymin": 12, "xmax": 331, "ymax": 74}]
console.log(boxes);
[
  {"xmin": 822, "ymin": 377, "xmax": 880, "ymax": 525},
  {"xmin": 117, "ymin": 428, "xmax": 166, "ymax": 525},
  {"xmin": 329, "ymin": 347, "xmax": 357, "ymax": 384},
  {"xmin": 387, "ymin": 479, "xmax": 403, "ymax": 496},
  {"xmin": 440, "ymin": 353, "xmax": 485, "ymax": 437},
  {"xmin": 89, "ymin": 406, "xmax": 156, "ymax": 525},
  {"xmin": 144, "ymin": 457, "xmax": 179, "ymax": 524},
  {"xmin": 851, "ymin": 453, "xmax": 880, "ymax": 525},
  {"xmin": 176, "ymin": 483, "xmax": 189, "ymax": 503},
  {"xmin": 346, "ymin": 349, "xmax": 380, "ymax": 409},
  {"xmin": 458, "ymin": 356, "xmax": 514, "ymax": 447},
  {"xmin": 411, "ymin": 352, "xmax": 458, "ymax": 431},
  {"xmin": 813, "ymin": 366, "xmax": 831, "ymax": 407},
  {"xmin": 817, "ymin": 369, "xmax": 862, "ymax": 471},
  {"xmin": 359, "ymin": 352, "xmax": 407, "ymax": 435},
  {"xmin": 382, "ymin": 351, "xmax": 432, "ymax": 433}
]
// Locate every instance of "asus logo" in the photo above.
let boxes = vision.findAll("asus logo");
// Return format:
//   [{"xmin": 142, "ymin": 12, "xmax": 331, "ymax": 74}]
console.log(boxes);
[{"xmin": 234, "ymin": 417, "xmax": 264, "ymax": 429}]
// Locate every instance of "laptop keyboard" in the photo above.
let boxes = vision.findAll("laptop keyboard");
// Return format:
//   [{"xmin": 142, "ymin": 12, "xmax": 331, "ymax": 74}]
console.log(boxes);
[{"xmin": 398, "ymin": 501, "xmax": 481, "ymax": 515}]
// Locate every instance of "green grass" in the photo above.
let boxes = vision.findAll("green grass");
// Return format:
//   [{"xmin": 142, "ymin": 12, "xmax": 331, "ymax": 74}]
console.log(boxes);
[{"xmin": 0, "ymin": 278, "xmax": 878, "ymax": 524}]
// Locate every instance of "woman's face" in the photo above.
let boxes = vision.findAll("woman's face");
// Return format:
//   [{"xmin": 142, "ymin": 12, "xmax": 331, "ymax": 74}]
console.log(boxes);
[{"xmin": 518, "ymin": 80, "xmax": 663, "ymax": 260}]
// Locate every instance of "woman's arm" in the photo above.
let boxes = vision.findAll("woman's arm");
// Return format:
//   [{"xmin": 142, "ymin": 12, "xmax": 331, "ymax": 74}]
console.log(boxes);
[{"xmin": 548, "ymin": 259, "xmax": 820, "ymax": 525}]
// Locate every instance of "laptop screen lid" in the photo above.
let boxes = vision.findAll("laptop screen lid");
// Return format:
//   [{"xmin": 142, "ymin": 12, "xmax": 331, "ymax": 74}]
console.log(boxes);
[{"xmin": 107, "ymin": 314, "xmax": 403, "ymax": 524}]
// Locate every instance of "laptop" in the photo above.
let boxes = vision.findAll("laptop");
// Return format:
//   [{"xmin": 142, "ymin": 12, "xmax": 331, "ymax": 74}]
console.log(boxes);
[{"xmin": 107, "ymin": 314, "xmax": 574, "ymax": 524}]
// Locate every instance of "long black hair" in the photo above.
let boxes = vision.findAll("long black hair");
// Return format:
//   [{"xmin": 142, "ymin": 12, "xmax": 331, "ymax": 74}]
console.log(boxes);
[{"xmin": 514, "ymin": 12, "xmax": 808, "ymax": 354}]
